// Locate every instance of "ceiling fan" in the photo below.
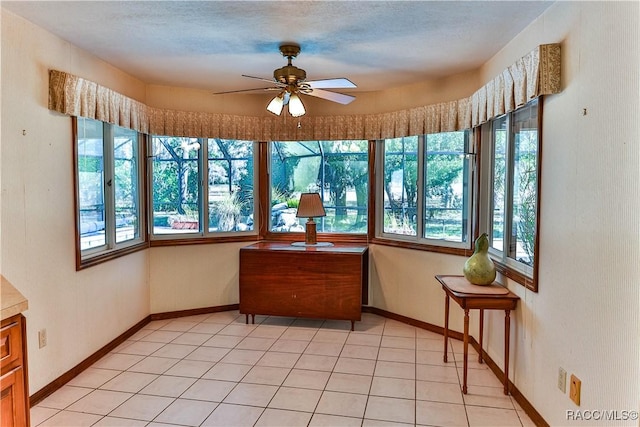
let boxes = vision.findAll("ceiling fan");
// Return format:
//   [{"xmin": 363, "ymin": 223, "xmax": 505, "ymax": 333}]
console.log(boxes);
[{"xmin": 214, "ymin": 43, "xmax": 356, "ymax": 117}]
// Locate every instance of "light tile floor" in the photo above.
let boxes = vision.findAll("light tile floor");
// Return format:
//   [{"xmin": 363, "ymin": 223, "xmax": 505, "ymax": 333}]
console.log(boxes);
[{"xmin": 31, "ymin": 311, "xmax": 536, "ymax": 427}]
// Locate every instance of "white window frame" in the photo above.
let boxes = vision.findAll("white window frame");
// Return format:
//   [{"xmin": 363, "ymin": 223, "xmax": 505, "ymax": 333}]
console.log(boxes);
[
  {"xmin": 76, "ymin": 118, "xmax": 145, "ymax": 262},
  {"xmin": 148, "ymin": 137, "xmax": 259, "ymax": 240},
  {"xmin": 480, "ymin": 99, "xmax": 540, "ymax": 283},
  {"xmin": 375, "ymin": 131, "xmax": 474, "ymax": 250}
]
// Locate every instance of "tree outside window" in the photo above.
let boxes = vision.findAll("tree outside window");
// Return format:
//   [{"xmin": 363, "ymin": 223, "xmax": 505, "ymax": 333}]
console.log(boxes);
[
  {"xmin": 380, "ymin": 131, "xmax": 472, "ymax": 247},
  {"xmin": 270, "ymin": 141, "xmax": 368, "ymax": 234}
]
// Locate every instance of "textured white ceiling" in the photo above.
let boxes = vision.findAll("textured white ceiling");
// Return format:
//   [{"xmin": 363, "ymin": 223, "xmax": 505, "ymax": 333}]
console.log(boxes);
[{"xmin": 3, "ymin": 1, "xmax": 554, "ymax": 93}]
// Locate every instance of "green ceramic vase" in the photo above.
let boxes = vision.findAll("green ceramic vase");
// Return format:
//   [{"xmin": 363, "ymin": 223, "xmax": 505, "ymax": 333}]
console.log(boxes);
[{"xmin": 463, "ymin": 233, "xmax": 496, "ymax": 285}]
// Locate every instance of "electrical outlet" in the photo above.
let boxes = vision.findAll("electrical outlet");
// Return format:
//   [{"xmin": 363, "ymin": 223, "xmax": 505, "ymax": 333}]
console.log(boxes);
[
  {"xmin": 558, "ymin": 367, "xmax": 567, "ymax": 392},
  {"xmin": 569, "ymin": 374, "xmax": 581, "ymax": 405},
  {"xmin": 38, "ymin": 329, "xmax": 47, "ymax": 348}
]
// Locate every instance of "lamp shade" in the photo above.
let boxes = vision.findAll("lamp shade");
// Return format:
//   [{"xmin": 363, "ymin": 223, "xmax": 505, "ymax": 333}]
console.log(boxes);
[
  {"xmin": 288, "ymin": 93, "xmax": 306, "ymax": 117},
  {"xmin": 266, "ymin": 94, "xmax": 284, "ymax": 115},
  {"xmin": 296, "ymin": 193, "xmax": 326, "ymax": 218}
]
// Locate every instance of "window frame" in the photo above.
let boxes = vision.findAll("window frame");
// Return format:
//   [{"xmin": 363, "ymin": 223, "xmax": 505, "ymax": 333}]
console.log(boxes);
[
  {"xmin": 147, "ymin": 136, "xmax": 259, "ymax": 244},
  {"xmin": 265, "ymin": 140, "xmax": 370, "ymax": 239},
  {"xmin": 479, "ymin": 98, "xmax": 542, "ymax": 291},
  {"xmin": 261, "ymin": 141, "xmax": 369, "ymax": 243},
  {"xmin": 72, "ymin": 105, "xmax": 541, "ymax": 284},
  {"xmin": 373, "ymin": 131, "xmax": 475, "ymax": 254},
  {"xmin": 73, "ymin": 117, "xmax": 148, "ymax": 270}
]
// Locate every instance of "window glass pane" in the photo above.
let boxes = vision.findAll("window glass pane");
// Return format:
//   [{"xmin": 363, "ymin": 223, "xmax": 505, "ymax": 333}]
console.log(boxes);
[
  {"xmin": 510, "ymin": 101, "xmax": 538, "ymax": 266},
  {"xmin": 270, "ymin": 140, "xmax": 368, "ymax": 233},
  {"xmin": 424, "ymin": 131, "xmax": 469, "ymax": 242},
  {"xmin": 151, "ymin": 136, "xmax": 201, "ymax": 234},
  {"xmin": 491, "ymin": 116, "xmax": 507, "ymax": 252},
  {"xmin": 113, "ymin": 126, "xmax": 139, "ymax": 243},
  {"xmin": 207, "ymin": 139, "xmax": 254, "ymax": 232},
  {"xmin": 77, "ymin": 118, "xmax": 106, "ymax": 250},
  {"xmin": 383, "ymin": 137, "xmax": 418, "ymax": 236}
]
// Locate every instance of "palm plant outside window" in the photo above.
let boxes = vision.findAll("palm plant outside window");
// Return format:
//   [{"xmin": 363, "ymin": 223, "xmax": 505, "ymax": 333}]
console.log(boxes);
[{"xmin": 150, "ymin": 137, "xmax": 256, "ymax": 237}]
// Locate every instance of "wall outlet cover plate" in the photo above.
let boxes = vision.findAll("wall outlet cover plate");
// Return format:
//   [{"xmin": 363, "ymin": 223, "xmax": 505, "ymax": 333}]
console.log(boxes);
[{"xmin": 569, "ymin": 374, "xmax": 581, "ymax": 405}]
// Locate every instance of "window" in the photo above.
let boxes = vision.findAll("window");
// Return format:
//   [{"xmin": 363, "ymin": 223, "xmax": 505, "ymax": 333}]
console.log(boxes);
[
  {"xmin": 75, "ymin": 117, "xmax": 145, "ymax": 264},
  {"xmin": 149, "ymin": 137, "xmax": 256, "ymax": 238},
  {"xmin": 482, "ymin": 99, "xmax": 540, "ymax": 288},
  {"xmin": 378, "ymin": 131, "xmax": 473, "ymax": 249},
  {"xmin": 270, "ymin": 141, "xmax": 368, "ymax": 234},
  {"xmin": 207, "ymin": 139, "xmax": 255, "ymax": 233}
]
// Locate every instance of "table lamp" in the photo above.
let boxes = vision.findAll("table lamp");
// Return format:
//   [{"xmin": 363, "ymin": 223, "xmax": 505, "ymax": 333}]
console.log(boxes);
[{"xmin": 293, "ymin": 192, "xmax": 327, "ymax": 246}]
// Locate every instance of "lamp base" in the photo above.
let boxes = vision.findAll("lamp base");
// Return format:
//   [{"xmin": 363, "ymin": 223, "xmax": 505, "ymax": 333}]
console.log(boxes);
[
  {"xmin": 291, "ymin": 241, "xmax": 334, "ymax": 247},
  {"xmin": 291, "ymin": 217, "xmax": 333, "ymax": 247},
  {"xmin": 304, "ymin": 219, "xmax": 317, "ymax": 244}
]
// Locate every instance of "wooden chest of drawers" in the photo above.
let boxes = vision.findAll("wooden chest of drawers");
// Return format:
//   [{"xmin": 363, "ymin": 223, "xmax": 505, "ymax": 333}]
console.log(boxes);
[{"xmin": 239, "ymin": 242, "xmax": 368, "ymax": 330}]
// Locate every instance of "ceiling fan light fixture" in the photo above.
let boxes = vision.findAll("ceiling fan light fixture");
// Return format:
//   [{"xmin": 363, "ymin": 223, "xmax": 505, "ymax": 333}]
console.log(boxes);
[
  {"xmin": 266, "ymin": 93, "xmax": 284, "ymax": 115},
  {"xmin": 288, "ymin": 93, "xmax": 306, "ymax": 117}
]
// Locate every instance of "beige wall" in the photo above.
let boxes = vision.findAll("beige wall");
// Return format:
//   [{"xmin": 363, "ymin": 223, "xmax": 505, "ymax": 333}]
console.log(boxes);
[
  {"xmin": 149, "ymin": 242, "xmax": 251, "ymax": 313},
  {"xmin": 1, "ymin": 3, "xmax": 638, "ymax": 425},
  {"xmin": 1, "ymin": 9, "xmax": 150, "ymax": 392},
  {"xmin": 144, "ymin": 67, "xmax": 479, "ymax": 117}
]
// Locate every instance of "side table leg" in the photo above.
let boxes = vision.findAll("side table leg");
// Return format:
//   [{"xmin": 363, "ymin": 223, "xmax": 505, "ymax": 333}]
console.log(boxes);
[
  {"xmin": 251, "ymin": 314, "xmax": 255, "ymax": 324},
  {"xmin": 504, "ymin": 309, "xmax": 511, "ymax": 395},
  {"xmin": 443, "ymin": 295, "xmax": 450, "ymax": 363},
  {"xmin": 350, "ymin": 320, "xmax": 355, "ymax": 331},
  {"xmin": 463, "ymin": 308, "xmax": 470, "ymax": 394},
  {"xmin": 245, "ymin": 314, "xmax": 248, "ymax": 324},
  {"xmin": 478, "ymin": 308, "xmax": 484, "ymax": 363}
]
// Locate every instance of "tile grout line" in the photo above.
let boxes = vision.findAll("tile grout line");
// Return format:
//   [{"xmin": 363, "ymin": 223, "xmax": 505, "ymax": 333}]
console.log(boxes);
[{"xmin": 31, "ymin": 312, "xmax": 535, "ymax": 427}]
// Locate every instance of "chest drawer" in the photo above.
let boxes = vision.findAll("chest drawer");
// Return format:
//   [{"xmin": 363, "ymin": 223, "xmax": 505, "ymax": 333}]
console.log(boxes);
[{"xmin": 0, "ymin": 320, "xmax": 22, "ymax": 371}]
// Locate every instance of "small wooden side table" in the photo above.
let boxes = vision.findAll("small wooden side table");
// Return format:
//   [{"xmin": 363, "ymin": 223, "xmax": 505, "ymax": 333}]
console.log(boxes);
[{"xmin": 436, "ymin": 275, "xmax": 519, "ymax": 395}]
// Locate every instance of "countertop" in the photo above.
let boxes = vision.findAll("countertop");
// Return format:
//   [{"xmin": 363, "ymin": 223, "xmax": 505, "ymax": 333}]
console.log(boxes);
[{"xmin": 1, "ymin": 275, "xmax": 28, "ymax": 321}]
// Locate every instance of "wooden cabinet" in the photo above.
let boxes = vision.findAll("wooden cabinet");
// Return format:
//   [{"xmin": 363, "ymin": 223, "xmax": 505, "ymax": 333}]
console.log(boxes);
[
  {"xmin": 1, "ymin": 314, "xmax": 29, "ymax": 427},
  {"xmin": 239, "ymin": 242, "xmax": 368, "ymax": 330}
]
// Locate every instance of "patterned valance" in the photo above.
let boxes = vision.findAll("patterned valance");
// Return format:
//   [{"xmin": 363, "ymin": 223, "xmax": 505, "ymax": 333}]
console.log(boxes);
[{"xmin": 49, "ymin": 44, "xmax": 560, "ymax": 140}]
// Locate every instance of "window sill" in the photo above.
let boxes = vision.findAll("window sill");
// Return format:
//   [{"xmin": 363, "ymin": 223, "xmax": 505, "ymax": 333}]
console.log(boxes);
[
  {"xmin": 369, "ymin": 237, "xmax": 473, "ymax": 257},
  {"xmin": 150, "ymin": 234, "xmax": 259, "ymax": 247},
  {"xmin": 493, "ymin": 260, "xmax": 538, "ymax": 292},
  {"xmin": 77, "ymin": 241, "xmax": 149, "ymax": 270}
]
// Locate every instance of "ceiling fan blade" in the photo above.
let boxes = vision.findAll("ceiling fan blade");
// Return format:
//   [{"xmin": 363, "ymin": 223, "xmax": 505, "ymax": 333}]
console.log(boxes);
[
  {"xmin": 242, "ymin": 74, "xmax": 285, "ymax": 86},
  {"xmin": 305, "ymin": 78, "xmax": 357, "ymax": 89},
  {"xmin": 306, "ymin": 88, "xmax": 356, "ymax": 105},
  {"xmin": 213, "ymin": 87, "xmax": 281, "ymax": 95}
]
